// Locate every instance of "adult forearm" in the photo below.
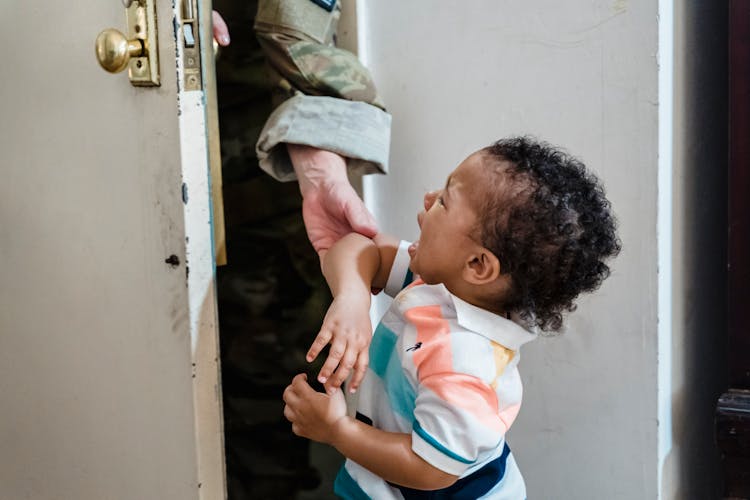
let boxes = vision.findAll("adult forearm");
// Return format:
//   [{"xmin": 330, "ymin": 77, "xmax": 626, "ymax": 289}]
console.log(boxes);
[
  {"xmin": 331, "ymin": 417, "xmax": 458, "ymax": 490},
  {"xmin": 287, "ymin": 144, "xmax": 348, "ymax": 196}
]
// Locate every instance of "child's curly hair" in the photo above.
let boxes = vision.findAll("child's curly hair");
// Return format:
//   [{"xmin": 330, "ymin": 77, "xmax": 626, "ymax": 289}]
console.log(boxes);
[{"xmin": 478, "ymin": 136, "xmax": 621, "ymax": 332}]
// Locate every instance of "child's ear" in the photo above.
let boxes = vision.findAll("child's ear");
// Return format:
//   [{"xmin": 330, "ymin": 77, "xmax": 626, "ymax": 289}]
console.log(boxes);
[{"xmin": 463, "ymin": 248, "xmax": 501, "ymax": 285}]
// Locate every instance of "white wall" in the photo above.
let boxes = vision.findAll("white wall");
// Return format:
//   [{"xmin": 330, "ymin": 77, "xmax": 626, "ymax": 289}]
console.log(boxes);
[{"xmin": 360, "ymin": 1, "xmax": 660, "ymax": 498}]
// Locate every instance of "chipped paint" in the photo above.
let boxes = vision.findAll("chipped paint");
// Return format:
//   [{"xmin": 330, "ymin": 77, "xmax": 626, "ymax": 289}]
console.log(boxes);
[{"xmin": 173, "ymin": 0, "xmax": 226, "ymax": 496}]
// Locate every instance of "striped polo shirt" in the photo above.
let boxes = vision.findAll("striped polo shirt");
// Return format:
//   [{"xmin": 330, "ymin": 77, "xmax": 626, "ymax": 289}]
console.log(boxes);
[{"xmin": 334, "ymin": 241, "xmax": 536, "ymax": 500}]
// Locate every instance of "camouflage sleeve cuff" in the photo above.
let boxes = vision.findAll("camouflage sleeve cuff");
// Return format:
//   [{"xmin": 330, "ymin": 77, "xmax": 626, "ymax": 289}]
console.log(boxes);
[{"xmin": 256, "ymin": 94, "xmax": 391, "ymax": 182}]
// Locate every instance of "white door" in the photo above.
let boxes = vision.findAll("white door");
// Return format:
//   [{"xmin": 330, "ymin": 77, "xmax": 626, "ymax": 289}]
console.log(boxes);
[{"xmin": 0, "ymin": 1, "xmax": 225, "ymax": 499}]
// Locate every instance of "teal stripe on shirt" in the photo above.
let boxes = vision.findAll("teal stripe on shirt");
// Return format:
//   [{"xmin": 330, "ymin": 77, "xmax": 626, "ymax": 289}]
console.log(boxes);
[
  {"xmin": 413, "ymin": 420, "xmax": 475, "ymax": 464},
  {"xmin": 369, "ymin": 323, "xmax": 397, "ymax": 378},
  {"xmin": 334, "ymin": 465, "xmax": 371, "ymax": 500},
  {"xmin": 402, "ymin": 268, "xmax": 414, "ymax": 289},
  {"xmin": 368, "ymin": 323, "xmax": 417, "ymax": 422}
]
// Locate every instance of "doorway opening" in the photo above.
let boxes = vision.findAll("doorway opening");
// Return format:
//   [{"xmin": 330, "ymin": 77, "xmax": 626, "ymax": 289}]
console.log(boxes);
[{"xmin": 211, "ymin": 2, "xmax": 343, "ymax": 499}]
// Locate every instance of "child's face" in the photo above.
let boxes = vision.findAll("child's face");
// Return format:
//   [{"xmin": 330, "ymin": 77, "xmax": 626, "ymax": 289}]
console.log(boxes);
[{"xmin": 408, "ymin": 152, "xmax": 487, "ymax": 285}]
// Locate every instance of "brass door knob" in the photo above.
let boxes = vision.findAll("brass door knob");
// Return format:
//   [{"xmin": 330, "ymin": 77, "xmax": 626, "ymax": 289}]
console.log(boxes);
[{"xmin": 95, "ymin": 28, "xmax": 144, "ymax": 73}]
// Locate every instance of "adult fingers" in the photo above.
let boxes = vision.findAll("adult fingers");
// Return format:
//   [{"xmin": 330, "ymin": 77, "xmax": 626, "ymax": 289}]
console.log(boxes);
[
  {"xmin": 212, "ymin": 11, "xmax": 230, "ymax": 46},
  {"xmin": 307, "ymin": 329, "xmax": 333, "ymax": 363},
  {"xmin": 344, "ymin": 197, "xmax": 378, "ymax": 239}
]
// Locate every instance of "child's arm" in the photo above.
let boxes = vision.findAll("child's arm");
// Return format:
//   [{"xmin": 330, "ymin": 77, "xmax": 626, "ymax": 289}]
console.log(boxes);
[
  {"xmin": 308, "ymin": 232, "xmax": 399, "ymax": 393},
  {"xmin": 283, "ymin": 374, "xmax": 458, "ymax": 490}
]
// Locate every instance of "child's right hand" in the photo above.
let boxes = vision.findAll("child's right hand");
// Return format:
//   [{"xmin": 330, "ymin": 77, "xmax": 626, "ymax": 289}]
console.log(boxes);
[
  {"xmin": 306, "ymin": 293, "xmax": 372, "ymax": 393},
  {"xmin": 283, "ymin": 373, "xmax": 348, "ymax": 446}
]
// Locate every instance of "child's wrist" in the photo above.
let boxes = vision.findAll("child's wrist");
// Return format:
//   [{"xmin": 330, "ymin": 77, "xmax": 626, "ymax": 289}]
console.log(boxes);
[
  {"xmin": 334, "ymin": 284, "xmax": 371, "ymax": 301},
  {"xmin": 330, "ymin": 415, "xmax": 354, "ymax": 449}
]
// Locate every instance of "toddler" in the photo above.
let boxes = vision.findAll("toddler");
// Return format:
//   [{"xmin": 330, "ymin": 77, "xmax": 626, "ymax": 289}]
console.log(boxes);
[{"xmin": 283, "ymin": 136, "xmax": 621, "ymax": 498}]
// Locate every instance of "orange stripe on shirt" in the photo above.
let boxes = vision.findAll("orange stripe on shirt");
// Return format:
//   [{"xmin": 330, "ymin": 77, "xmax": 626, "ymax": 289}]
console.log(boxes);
[
  {"xmin": 405, "ymin": 305, "xmax": 504, "ymax": 433},
  {"xmin": 406, "ymin": 305, "xmax": 452, "ymax": 378}
]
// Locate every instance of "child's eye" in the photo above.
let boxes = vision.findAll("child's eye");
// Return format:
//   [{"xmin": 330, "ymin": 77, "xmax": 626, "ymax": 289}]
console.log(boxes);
[{"xmin": 437, "ymin": 196, "xmax": 445, "ymax": 206}]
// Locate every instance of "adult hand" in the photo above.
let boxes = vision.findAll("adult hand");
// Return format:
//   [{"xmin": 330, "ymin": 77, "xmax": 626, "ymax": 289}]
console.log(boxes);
[
  {"xmin": 302, "ymin": 181, "xmax": 378, "ymax": 256},
  {"xmin": 287, "ymin": 144, "xmax": 378, "ymax": 255},
  {"xmin": 212, "ymin": 10, "xmax": 230, "ymax": 47}
]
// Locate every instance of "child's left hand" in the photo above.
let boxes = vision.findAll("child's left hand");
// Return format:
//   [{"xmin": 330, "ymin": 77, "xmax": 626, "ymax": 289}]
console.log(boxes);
[
  {"xmin": 306, "ymin": 293, "xmax": 372, "ymax": 393},
  {"xmin": 282, "ymin": 373, "xmax": 348, "ymax": 445}
]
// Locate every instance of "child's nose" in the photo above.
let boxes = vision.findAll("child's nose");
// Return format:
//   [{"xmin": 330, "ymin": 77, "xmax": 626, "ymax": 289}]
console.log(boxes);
[{"xmin": 424, "ymin": 191, "xmax": 438, "ymax": 210}]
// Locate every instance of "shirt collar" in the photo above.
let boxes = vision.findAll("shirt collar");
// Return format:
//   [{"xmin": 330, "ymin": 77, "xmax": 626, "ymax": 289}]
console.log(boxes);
[{"xmin": 447, "ymin": 290, "xmax": 537, "ymax": 351}]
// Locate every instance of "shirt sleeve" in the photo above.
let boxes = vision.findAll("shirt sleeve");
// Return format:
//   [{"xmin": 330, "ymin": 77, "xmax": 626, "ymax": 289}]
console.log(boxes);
[
  {"xmin": 255, "ymin": 95, "xmax": 391, "ymax": 181},
  {"xmin": 411, "ymin": 372, "xmax": 507, "ymax": 476},
  {"xmin": 383, "ymin": 240, "xmax": 416, "ymax": 298},
  {"xmin": 253, "ymin": 0, "xmax": 391, "ymax": 181}
]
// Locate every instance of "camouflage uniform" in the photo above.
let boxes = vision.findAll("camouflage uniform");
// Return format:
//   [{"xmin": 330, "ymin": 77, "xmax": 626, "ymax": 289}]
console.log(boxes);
[{"xmin": 212, "ymin": 1, "xmax": 390, "ymax": 498}]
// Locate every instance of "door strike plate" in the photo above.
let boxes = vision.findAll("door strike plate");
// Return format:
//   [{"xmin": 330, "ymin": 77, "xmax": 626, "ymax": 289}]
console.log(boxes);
[{"xmin": 180, "ymin": 0, "xmax": 203, "ymax": 91}]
